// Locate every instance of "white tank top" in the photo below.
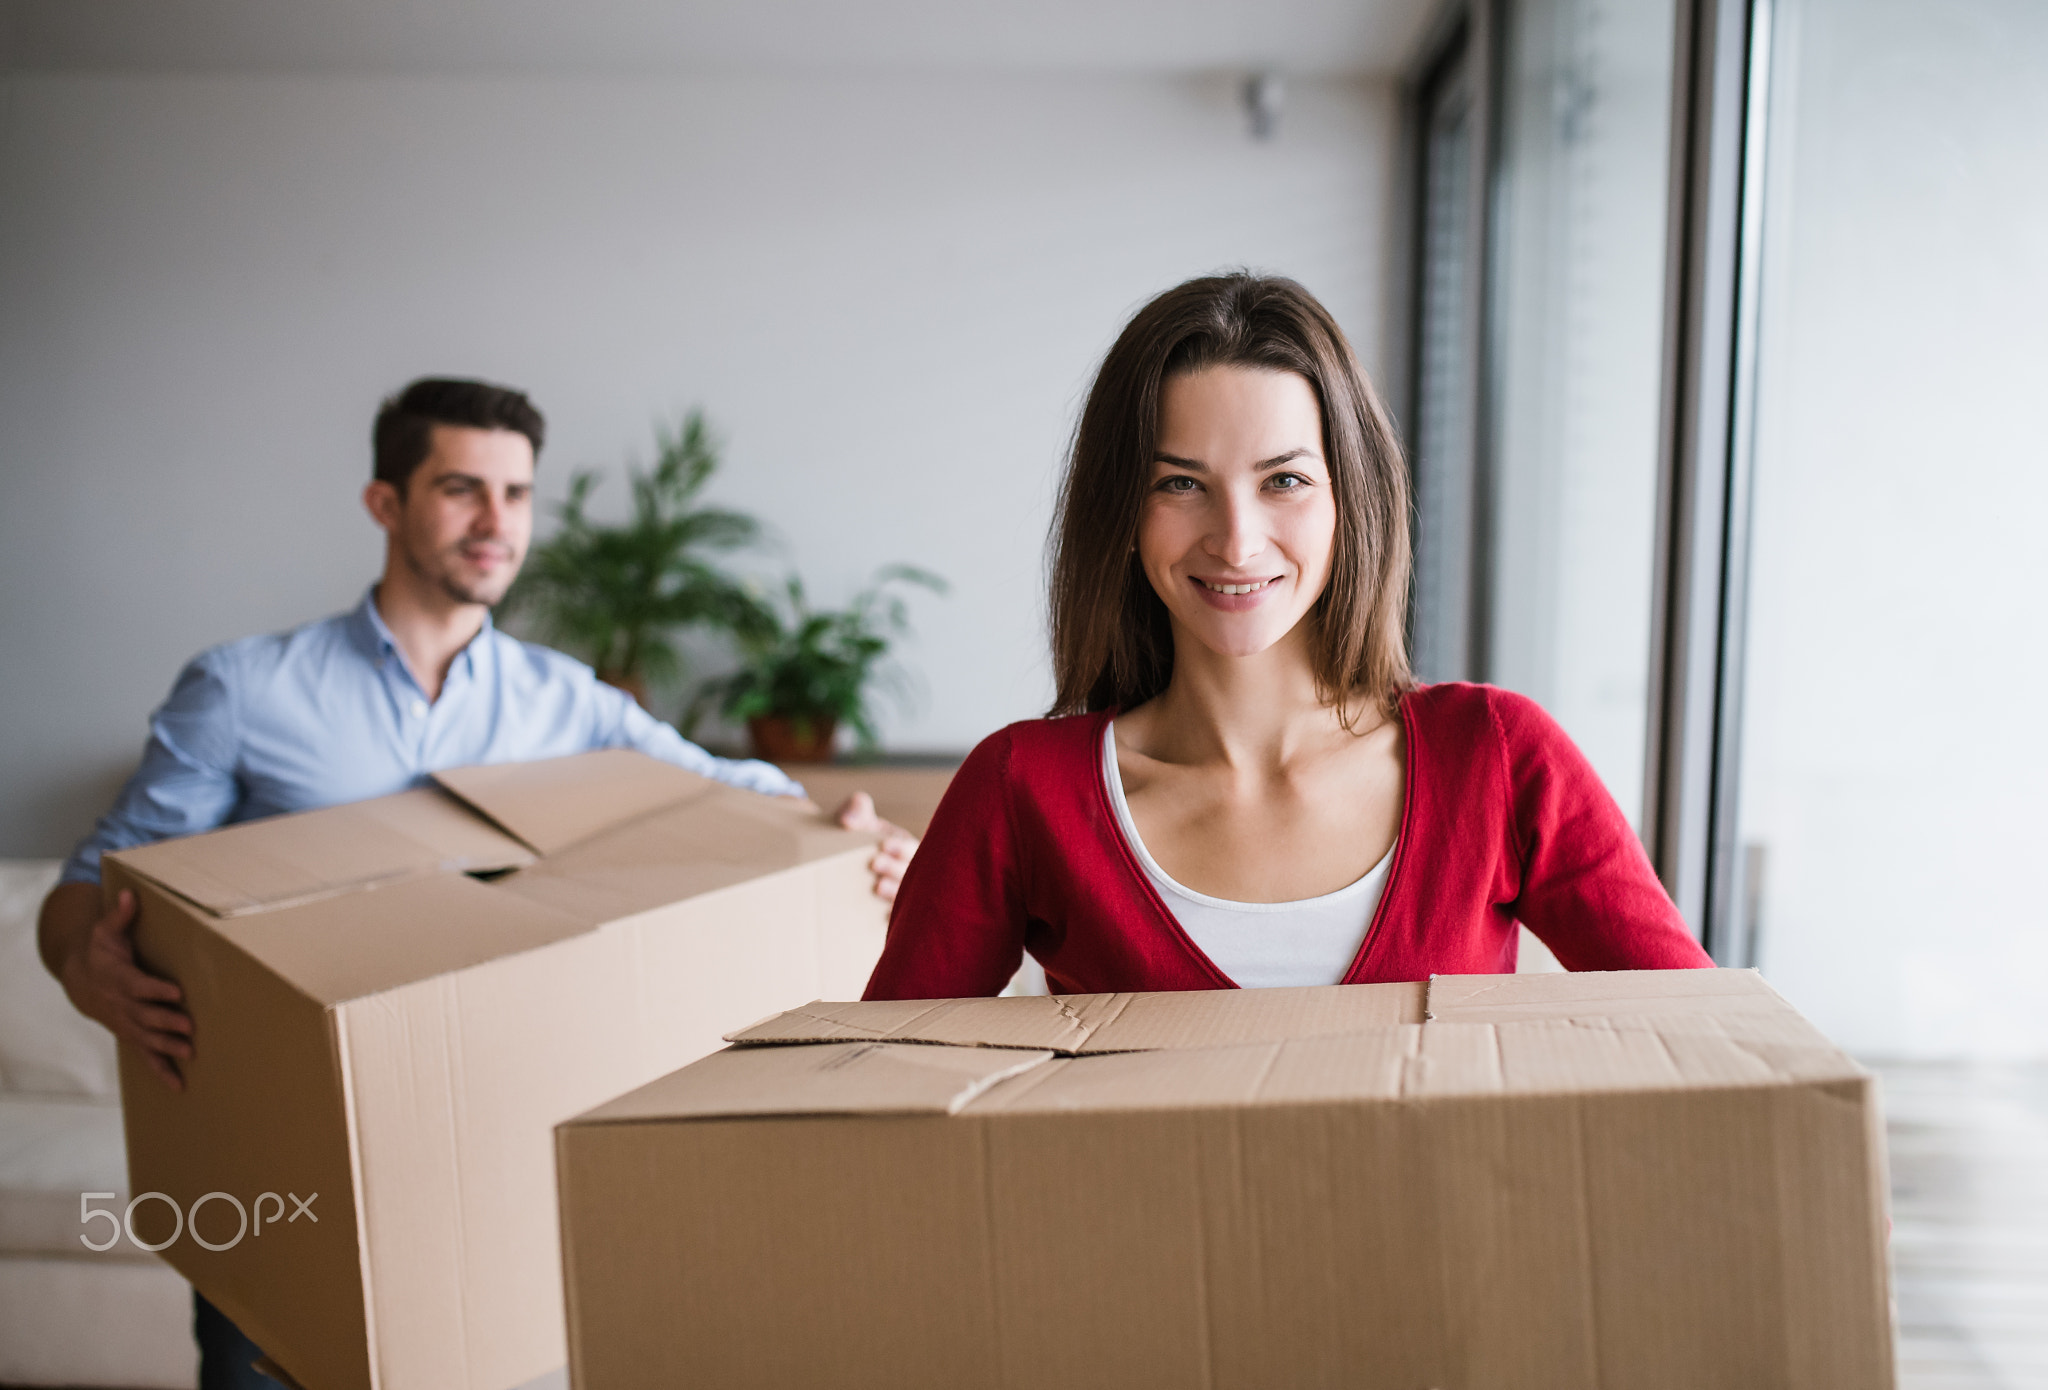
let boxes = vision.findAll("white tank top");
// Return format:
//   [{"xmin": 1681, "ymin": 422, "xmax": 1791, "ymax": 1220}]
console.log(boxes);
[{"xmin": 1102, "ymin": 720, "xmax": 1395, "ymax": 989}]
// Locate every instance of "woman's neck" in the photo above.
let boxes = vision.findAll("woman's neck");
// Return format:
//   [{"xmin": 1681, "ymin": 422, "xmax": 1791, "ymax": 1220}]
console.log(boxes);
[{"xmin": 1129, "ymin": 624, "xmax": 1371, "ymax": 771}]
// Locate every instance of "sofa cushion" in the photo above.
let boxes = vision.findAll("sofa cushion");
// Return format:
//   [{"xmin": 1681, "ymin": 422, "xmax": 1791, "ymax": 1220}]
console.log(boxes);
[
  {"xmin": 0, "ymin": 859, "xmax": 121, "ymax": 1096},
  {"xmin": 0, "ymin": 1091, "xmax": 158, "ymax": 1262},
  {"xmin": 0, "ymin": 1255, "xmax": 197, "ymax": 1388}
]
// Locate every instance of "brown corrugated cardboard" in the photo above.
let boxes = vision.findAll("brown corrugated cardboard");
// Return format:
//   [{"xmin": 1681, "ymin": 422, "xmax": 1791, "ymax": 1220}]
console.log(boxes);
[
  {"xmin": 766, "ymin": 763, "xmax": 957, "ymax": 837},
  {"xmin": 558, "ymin": 970, "xmax": 1894, "ymax": 1390},
  {"xmin": 103, "ymin": 750, "xmax": 888, "ymax": 1390},
  {"xmin": 725, "ymin": 978, "xmax": 1426, "ymax": 1052}
]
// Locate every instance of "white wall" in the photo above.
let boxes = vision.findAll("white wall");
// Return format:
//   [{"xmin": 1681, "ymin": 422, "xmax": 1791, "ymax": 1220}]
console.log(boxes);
[
  {"xmin": 1738, "ymin": 0, "xmax": 2048, "ymax": 1056},
  {"xmin": 0, "ymin": 69, "xmax": 1397, "ymax": 857}
]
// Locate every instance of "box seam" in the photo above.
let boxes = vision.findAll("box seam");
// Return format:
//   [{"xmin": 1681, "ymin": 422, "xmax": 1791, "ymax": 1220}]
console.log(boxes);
[{"xmin": 331, "ymin": 1006, "xmax": 383, "ymax": 1390}]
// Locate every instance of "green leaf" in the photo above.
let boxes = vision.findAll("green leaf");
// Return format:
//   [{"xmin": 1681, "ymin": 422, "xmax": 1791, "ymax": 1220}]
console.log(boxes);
[
  {"xmin": 505, "ymin": 408, "xmax": 766, "ymax": 704},
  {"xmin": 696, "ymin": 562, "xmax": 947, "ymax": 752}
]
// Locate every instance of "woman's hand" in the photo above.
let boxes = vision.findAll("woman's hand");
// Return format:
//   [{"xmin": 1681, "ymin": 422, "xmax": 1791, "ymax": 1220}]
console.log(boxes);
[{"xmin": 834, "ymin": 792, "xmax": 918, "ymax": 902}]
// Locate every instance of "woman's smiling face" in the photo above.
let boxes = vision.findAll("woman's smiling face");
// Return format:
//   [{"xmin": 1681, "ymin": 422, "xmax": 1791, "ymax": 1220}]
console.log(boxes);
[{"xmin": 1138, "ymin": 365, "xmax": 1337, "ymax": 661}]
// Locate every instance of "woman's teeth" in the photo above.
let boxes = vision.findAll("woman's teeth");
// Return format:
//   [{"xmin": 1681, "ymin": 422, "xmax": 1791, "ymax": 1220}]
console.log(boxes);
[{"xmin": 1201, "ymin": 578, "xmax": 1272, "ymax": 595}]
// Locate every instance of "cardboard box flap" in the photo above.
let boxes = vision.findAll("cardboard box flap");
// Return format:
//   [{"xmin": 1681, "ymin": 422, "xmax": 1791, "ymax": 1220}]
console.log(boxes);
[
  {"xmin": 433, "ymin": 749, "xmax": 713, "ymax": 856},
  {"xmin": 967, "ymin": 1010, "xmax": 1863, "ymax": 1115},
  {"xmin": 573, "ymin": 1041, "xmax": 1056, "ymax": 1124},
  {"xmin": 1425, "ymin": 967, "xmax": 1785, "ymax": 1023},
  {"xmin": 107, "ymin": 788, "xmax": 534, "ymax": 917},
  {"xmin": 1078, "ymin": 981, "xmax": 1423, "ymax": 1049},
  {"xmin": 210, "ymin": 872, "xmax": 594, "ymax": 1005},
  {"xmin": 539, "ymin": 790, "xmax": 867, "ymax": 871},
  {"xmin": 1480, "ymin": 1013, "xmax": 1863, "ymax": 1092},
  {"xmin": 498, "ymin": 793, "xmax": 877, "ymax": 922},
  {"xmin": 355, "ymin": 786, "xmax": 540, "ymax": 870},
  {"xmin": 724, "ymin": 993, "xmax": 1135, "ymax": 1052},
  {"xmin": 727, "ymin": 981, "xmax": 1427, "ymax": 1055},
  {"xmin": 963, "ymin": 1033, "xmax": 1412, "ymax": 1114}
]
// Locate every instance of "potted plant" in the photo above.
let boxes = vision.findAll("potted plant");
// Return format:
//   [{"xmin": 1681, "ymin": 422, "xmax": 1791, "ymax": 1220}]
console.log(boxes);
[
  {"xmin": 502, "ymin": 411, "xmax": 761, "ymax": 709},
  {"xmin": 688, "ymin": 565, "xmax": 948, "ymax": 762}
]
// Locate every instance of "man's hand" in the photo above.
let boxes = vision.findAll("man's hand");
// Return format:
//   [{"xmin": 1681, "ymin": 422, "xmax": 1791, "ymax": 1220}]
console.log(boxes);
[
  {"xmin": 833, "ymin": 793, "xmax": 918, "ymax": 903},
  {"xmin": 39, "ymin": 883, "xmax": 192, "ymax": 1090}
]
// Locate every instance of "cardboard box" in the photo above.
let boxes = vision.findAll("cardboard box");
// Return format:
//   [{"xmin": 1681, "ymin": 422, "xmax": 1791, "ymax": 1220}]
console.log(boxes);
[
  {"xmin": 768, "ymin": 763, "xmax": 957, "ymax": 837},
  {"xmin": 557, "ymin": 970, "xmax": 1895, "ymax": 1389},
  {"xmin": 101, "ymin": 750, "xmax": 888, "ymax": 1390}
]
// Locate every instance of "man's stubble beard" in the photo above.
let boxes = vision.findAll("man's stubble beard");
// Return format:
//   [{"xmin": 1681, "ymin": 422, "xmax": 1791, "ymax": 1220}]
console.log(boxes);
[{"xmin": 400, "ymin": 532, "xmax": 521, "ymax": 609}]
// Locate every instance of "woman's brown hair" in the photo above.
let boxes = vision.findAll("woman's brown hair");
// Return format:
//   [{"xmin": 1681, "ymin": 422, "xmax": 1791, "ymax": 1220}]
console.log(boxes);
[{"xmin": 1048, "ymin": 272, "xmax": 1414, "ymax": 720}]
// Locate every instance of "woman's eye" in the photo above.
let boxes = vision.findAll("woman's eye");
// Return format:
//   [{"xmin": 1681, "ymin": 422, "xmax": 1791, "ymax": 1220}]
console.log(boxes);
[
  {"xmin": 1157, "ymin": 475, "xmax": 1199, "ymax": 493},
  {"xmin": 1268, "ymin": 473, "xmax": 1308, "ymax": 491}
]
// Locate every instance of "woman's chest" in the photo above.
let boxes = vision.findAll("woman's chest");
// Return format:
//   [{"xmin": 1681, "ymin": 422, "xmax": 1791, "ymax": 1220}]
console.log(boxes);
[{"xmin": 1121, "ymin": 746, "xmax": 1403, "ymax": 903}]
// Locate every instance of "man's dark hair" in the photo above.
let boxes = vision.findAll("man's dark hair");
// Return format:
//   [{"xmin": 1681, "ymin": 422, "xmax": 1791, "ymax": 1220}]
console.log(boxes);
[{"xmin": 372, "ymin": 377, "xmax": 546, "ymax": 495}]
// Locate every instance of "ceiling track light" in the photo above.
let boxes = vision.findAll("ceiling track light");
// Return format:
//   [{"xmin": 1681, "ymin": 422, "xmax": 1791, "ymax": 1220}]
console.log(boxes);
[{"xmin": 1243, "ymin": 72, "xmax": 1285, "ymax": 141}]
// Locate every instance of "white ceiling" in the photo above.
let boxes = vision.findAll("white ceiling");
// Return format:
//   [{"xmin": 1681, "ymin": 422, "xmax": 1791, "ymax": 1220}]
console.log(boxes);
[{"xmin": 0, "ymin": 0, "xmax": 1440, "ymax": 78}]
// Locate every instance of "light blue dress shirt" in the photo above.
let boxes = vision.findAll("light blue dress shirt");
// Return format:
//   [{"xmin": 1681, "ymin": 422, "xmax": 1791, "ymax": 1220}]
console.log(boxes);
[{"xmin": 61, "ymin": 588, "xmax": 802, "ymax": 885}]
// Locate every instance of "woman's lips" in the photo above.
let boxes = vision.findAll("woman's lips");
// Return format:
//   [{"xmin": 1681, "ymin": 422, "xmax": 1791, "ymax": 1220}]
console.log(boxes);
[{"xmin": 1189, "ymin": 574, "xmax": 1282, "ymax": 612}]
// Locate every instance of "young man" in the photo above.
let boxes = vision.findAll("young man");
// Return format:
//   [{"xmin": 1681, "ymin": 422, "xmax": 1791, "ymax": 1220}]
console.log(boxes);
[{"xmin": 37, "ymin": 377, "xmax": 916, "ymax": 1389}]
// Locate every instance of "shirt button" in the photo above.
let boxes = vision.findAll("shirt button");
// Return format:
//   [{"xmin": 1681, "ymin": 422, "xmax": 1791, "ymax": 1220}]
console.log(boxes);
[{"xmin": 411, "ymin": 699, "xmax": 428, "ymax": 719}]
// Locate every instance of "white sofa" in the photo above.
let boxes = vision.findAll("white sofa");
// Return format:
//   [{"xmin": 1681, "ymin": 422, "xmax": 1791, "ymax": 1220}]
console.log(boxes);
[{"xmin": 0, "ymin": 860, "xmax": 197, "ymax": 1390}]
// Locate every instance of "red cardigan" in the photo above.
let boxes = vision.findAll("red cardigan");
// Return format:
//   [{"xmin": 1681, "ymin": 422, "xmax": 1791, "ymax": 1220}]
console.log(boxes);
[{"xmin": 864, "ymin": 682, "xmax": 1711, "ymax": 1000}]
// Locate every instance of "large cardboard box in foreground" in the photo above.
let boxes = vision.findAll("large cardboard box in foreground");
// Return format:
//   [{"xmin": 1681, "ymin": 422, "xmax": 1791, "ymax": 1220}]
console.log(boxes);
[
  {"xmin": 558, "ymin": 969, "xmax": 1894, "ymax": 1390},
  {"xmin": 102, "ymin": 750, "xmax": 887, "ymax": 1390}
]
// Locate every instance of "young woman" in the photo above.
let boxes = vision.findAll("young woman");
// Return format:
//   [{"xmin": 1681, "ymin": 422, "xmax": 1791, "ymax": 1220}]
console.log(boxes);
[{"xmin": 865, "ymin": 273, "xmax": 1710, "ymax": 1000}]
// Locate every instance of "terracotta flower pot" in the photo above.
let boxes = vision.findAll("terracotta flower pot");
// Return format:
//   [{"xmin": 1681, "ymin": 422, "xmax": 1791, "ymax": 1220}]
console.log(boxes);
[
  {"xmin": 597, "ymin": 672, "xmax": 651, "ymax": 710},
  {"xmin": 747, "ymin": 714, "xmax": 838, "ymax": 764}
]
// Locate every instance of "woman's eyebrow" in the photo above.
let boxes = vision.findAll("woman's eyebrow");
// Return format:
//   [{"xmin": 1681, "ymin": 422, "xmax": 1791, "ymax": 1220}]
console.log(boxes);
[
  {"xmin": 1153, "ymin": 448, "xmax": 1315, "ymax": 472},
  {"xmin": 1254, "ymin": 448, "xmax": 1314, "ymax": 470}
]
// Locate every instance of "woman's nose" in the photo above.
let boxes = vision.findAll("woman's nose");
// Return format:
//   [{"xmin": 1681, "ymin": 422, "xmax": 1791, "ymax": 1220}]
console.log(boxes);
[{"xmin": 1207, "ymin": 491, "xmax": 1265, "ymax": 567}]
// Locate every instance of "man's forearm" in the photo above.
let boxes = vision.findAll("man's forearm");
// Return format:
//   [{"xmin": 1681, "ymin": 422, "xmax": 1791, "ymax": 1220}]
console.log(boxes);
[{"xmin": 38, "ymin": 880, "xmax": 102, "ymax": 979}]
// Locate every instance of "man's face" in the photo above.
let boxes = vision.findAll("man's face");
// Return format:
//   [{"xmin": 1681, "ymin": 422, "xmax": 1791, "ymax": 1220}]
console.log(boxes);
[{"xmin": 368, "ymin": 425, "xmax": 535, "ymax": 607}]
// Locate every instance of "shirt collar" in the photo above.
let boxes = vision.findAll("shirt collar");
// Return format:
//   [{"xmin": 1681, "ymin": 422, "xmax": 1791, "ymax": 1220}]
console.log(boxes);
[
  {"xmin": 350, "ymin": 584, "xmax": 497, "ymax": 684},
  {"xmin": 450, "ymin": 608, "xmax": 494, "ymax": 685},
  {"xmin": 349, "ymin": 585, "xmax": 397, "ymax": 661}
]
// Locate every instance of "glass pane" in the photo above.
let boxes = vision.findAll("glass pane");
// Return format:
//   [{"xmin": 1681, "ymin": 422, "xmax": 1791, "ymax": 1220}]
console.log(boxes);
[
  {"xmin": 1734, "ymin": 0, "xmax": 2048, "ymax": 1056},
  {"xmin": 1411, "ymin": 73, "xmax": 1479, "ymax": 684},
  {"xmin": 1485, "ymin": 0, "xmax": 1682, "ymax": 828}
]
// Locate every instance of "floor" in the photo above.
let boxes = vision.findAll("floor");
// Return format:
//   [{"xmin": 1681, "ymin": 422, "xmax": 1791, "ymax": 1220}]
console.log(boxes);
[{"xmin": 1878, "ymin": 1060, "xmax": 2048, "ymax": 1389}]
